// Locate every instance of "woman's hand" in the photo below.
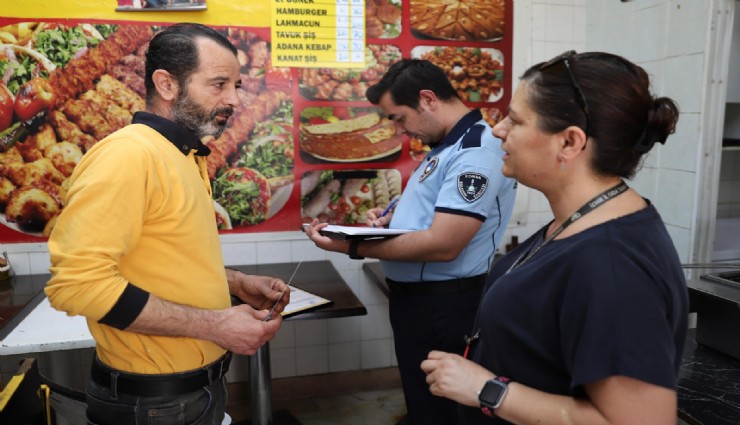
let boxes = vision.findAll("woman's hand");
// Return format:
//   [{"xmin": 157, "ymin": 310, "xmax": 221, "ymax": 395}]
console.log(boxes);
[
  {"xmin": 423, "ymin": 351, "xmax": 677, "ymax": 425},
  {"xmin": 421, "ymin": 350, "xmax": 495, "ymax": 407}
]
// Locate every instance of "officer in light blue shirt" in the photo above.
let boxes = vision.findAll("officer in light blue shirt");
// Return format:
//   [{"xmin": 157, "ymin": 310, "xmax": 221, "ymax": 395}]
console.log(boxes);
[
  {"xmin": 305, "ymin": 59, "xmax": 516, "ymax": 425},
  {"xmin": 382, "ymin": 109, "xmax": 515, "ymax": 282}
]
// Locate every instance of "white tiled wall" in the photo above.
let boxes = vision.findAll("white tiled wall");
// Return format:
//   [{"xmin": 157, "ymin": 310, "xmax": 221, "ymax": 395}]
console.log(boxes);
[
  {"xmin": 501, "ymin": 1, "xmax": 716, "ymax": 258},
  {"xmin": 520, "ymin": 0, "xmax": 730, "ymax": 264},
  {"xmin": 503, "ymin": 0, "xmax": 588, "ymax": 242}
]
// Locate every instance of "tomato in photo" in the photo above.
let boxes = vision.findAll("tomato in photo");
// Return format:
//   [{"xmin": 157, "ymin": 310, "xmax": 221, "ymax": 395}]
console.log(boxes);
[
  {"xmin": 0, "ymin": 84, "xmax": 13, "ymax": 132},
  {"xmin": 14, "ymin": 77, "xmax": 55, "ymax": 122},
  {"xmin": 333, "ymin": 106, "xmax": 352, "ymax": 120}
]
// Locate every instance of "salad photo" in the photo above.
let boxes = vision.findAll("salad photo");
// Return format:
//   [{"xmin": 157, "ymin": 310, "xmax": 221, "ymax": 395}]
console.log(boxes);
[{"xmin": 211, "ymin": 100, "xmax": 295, "ymax": 228}]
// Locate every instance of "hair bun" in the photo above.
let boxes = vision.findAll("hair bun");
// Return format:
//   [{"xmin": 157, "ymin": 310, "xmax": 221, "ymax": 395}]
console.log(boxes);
[{"xmin": 632, "ymin": 97, "xmax": 679, "ymax": 153}]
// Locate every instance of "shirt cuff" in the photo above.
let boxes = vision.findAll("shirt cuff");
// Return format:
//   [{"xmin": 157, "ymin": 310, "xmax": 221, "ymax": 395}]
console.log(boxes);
[{"xmin": 99, "ymin": 283, "xmax": 149, "ymax": 330}]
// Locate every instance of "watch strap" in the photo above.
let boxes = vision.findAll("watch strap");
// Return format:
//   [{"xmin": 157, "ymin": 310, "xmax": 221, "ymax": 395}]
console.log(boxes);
[
  {"xmin": 348, "ymin": 240, "xmax": 364, "ymax": 260},
  {"xmin": 495, "ymin": 375, "xmax": 511, "ymax": 384}
]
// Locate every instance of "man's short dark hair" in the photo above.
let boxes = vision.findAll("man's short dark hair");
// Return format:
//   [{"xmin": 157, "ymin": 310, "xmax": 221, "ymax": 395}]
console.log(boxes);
[
  {"xmin": 144, "ymin": 23, "xmax": 237, "ymax": 105},
  {"xmin": 365, "ymin": 59, "xmax": 460, "ymax": 109}
]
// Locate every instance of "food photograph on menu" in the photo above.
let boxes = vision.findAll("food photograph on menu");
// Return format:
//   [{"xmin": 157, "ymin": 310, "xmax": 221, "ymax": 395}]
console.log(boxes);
[
  {"xmin": 298, "ymin": 44, "xmax": 402, "ymax": 101},
  {"xmin": 410, "ymin": 45, "xmax": 505, "ymax": 103},
  {"xmin": 301, "ymin": 169, "xmax": 402, "ymax": 225},
  {"xmin": 0, "ymin": 21, "xmax": 293, "ymax": 239},
  {"xmin": 116, "ymin": 0, "xmax": 207, "ymax": 11},
  {"xmin": 409, "ymin": 0, "xmax": 505, "ymax": 41},
  {"xmin": 299, "ymin": 106, "xmax": 402, "ymax": 163},
  {"xmin": 0, "ymin": 22, "xmax": 151, "ymax": 238},
  {"xmin": 366, "ymin": 0, "xmax": 402, "ymax": 39}
]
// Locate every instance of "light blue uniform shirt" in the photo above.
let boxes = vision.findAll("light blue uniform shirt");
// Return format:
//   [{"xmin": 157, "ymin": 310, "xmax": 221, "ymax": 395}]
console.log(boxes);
[{"xmin": 382, "ymin": 109, "xmax": 516, "ymax": 282}]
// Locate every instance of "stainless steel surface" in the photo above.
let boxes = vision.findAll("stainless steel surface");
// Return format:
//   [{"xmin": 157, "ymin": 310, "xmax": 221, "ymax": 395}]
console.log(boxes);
[
  {"xmin": 690, "ymin": 274, "xmax": 740, "ymax": 361},
  {"xmin": 700, "ymin": 270, "xmax": 740, "ymax": 286},
  {"xmin": 249, "ymin": 344, "xmax": 273, "ymax": 425},
  {"xmin": 0, "ymin": 273, "xmax": 49, "ymax": 340}
]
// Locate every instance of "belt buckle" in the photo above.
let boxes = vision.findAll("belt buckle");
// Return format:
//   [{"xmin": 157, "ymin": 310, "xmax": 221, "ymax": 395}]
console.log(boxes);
[
  {"xmin": 210, "ymin": 353, "xmax": 230, "ymax": 383},
  {"xmin": 211, "ymin": 360, "xmax": 223, "ymax": 383}
]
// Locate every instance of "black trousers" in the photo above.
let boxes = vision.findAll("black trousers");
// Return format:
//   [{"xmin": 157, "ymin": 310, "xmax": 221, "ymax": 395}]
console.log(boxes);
[
  {"xmin": 388, "ymin": 277, "xmax": 485, "ymax": 425},
  {"xmin": 86, "ymin": 354, "xmax": 231, "ymax": 425},
  {"xmin": 86, "ymin": 375, "xmax": 227, "ymax": 425}
]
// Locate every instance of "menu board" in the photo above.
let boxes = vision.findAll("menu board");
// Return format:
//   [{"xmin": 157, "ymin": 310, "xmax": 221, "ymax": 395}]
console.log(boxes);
[
  {"xmin": 272, "ymin": 0, "xmax": 366, "ymax": 68},
  {"xmin": 0, "ymin": 0, "xmax": 512, "ymax": 243}
]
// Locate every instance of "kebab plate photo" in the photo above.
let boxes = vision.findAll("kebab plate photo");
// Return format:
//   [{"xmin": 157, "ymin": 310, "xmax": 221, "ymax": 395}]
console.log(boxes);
[
  {"xmin": 0, "ymin": 21, "xmax": 294, "ymax": 236},
  {"xmin": 0, "ymin": 21, "xmax": 150, "ymax": 235}
]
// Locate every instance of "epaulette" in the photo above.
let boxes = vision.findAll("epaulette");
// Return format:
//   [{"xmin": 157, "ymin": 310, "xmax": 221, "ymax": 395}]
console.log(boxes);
[{"xmin": 461, "ymin": 124, "xmax": 485, "ymax": 149}]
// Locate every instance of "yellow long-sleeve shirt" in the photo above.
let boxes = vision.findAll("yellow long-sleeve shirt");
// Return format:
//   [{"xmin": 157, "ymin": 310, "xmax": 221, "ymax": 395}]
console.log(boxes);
[{"xmin": 46, "ymin": 113, "xmax": 230, "ymax": 374}]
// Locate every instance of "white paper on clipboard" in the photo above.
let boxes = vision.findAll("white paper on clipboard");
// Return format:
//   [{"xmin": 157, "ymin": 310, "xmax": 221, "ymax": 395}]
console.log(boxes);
[
  {"xmin": 303, "ymin": 224, "xmax": 415, "ymax": 240},
  {"xmin": 281, "ymin": 285, "xmax": 332, "ymax": 318}
]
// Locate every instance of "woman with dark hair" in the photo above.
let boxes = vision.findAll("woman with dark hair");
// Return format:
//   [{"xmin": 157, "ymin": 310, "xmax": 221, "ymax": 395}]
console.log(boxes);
[{"xmin": 421, "ymin": 51, "xmax": 689, "ymax": 425}]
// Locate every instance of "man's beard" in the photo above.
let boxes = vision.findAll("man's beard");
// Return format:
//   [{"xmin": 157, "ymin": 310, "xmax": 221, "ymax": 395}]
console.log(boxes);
[{"xmin": 171, "ymin": 90, "xmax": 233, "ymax": 140}]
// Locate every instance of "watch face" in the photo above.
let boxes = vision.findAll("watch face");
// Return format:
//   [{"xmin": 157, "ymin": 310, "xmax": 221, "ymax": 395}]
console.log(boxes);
[{"xmin": 479, "ymin": 379, "xmax": 507, "ymax": 410}]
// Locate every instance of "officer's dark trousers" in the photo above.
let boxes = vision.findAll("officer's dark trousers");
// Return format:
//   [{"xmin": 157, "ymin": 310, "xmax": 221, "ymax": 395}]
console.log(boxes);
[{"xmin": 388, "ymin": 276, "xmax": 485, "ymax": 425}]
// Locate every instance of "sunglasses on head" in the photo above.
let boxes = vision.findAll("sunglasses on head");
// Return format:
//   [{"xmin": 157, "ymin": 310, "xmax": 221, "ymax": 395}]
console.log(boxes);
[{"xmin": 538, "ymin": 50, "xmax": 590, "ymax": 139}]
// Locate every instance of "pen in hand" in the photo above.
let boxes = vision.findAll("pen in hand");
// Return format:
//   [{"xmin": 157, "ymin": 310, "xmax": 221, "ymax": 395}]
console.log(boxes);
[
  {"xmin": 264, "ymin": 259, "xmax": 302, "ymax": 322},
  {"xmin": 372, "ymin": 196, "xmax": 399, "ymax": 227},
  {"xmin": 380, "ymin": 195, "xmax": 400, "ymax": 218}
]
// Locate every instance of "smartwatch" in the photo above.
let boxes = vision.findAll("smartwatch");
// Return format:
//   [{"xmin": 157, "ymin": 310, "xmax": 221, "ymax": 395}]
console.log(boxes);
[{"xmin": 478, "ymin": 376, "xmax": 511, "ymax": 417}]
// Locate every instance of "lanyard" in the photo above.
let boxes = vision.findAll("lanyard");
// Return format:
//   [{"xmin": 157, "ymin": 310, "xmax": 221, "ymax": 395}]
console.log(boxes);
[
  {"xmin": 505, "ymin": 180, "xmax": 629, "ymax": 274},
  {"xmin": 462, "ymin": 180, "xmax": 629, "ymax": 359}
]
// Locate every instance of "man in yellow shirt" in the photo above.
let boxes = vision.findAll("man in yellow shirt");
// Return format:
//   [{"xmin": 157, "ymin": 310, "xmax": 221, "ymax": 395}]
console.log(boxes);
[{"xmin": 46, "ymin": 23, "xmax": 289, "ymax": 425}]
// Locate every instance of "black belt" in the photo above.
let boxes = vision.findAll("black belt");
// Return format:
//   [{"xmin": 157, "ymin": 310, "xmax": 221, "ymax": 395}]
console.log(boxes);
[
  {"xmin": 90, "ymin": 352, "xmax": 232, "ymax": 397},
  {"xmin": 386, "ymin": 274, "xmax": 486, "ymax": 296}
]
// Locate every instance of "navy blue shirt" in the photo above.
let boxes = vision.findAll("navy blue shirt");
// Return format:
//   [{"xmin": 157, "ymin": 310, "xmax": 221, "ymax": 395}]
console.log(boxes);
[{"xmin": 460, "ymin": 203, "xmax": 689, "ymax": 424}]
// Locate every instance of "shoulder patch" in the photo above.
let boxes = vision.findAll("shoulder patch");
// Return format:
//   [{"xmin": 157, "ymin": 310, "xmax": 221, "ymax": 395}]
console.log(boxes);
[
  {"xmin": 457, "ymin": 172, "xmax": 488, "ymax": 202},
  {"xmin": 419, "ymin": 156, "xmax": 439, "ymax": 182},
  {"xmin": 461, "ymin": 124, "xmax": 485, "ymax": 149}
]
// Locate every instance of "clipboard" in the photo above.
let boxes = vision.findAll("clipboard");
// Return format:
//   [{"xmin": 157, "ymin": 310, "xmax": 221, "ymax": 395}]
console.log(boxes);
[
  {"xmin": 303, "ymin": 224, "xmax": 414, "ymax": 240},
  {"xmin": 281, "ymin": 285, "xmax": 333, "ymax": 318}
]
